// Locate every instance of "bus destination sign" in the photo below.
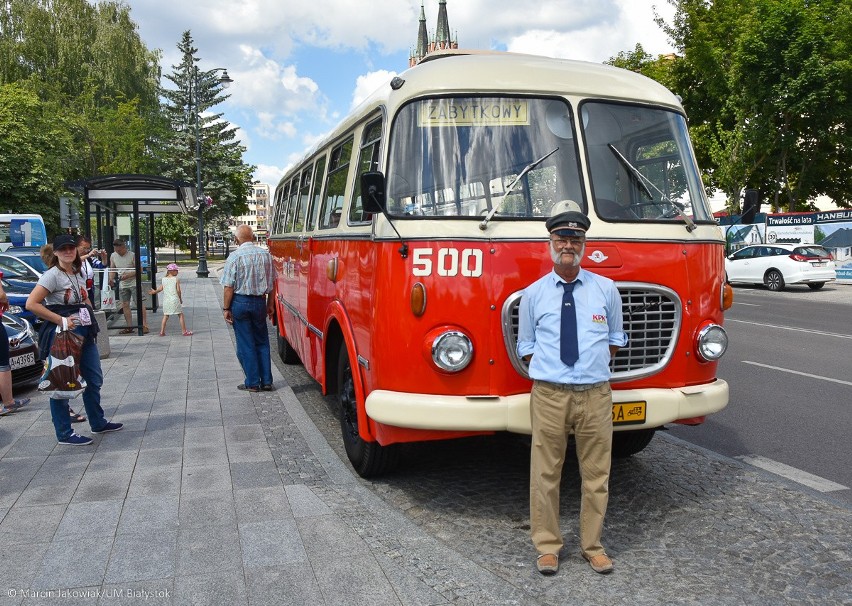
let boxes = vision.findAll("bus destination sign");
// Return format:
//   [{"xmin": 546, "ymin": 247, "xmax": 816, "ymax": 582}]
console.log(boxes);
[{"xmin": 419, "ymin": 99, "xmax": 530, "ymax": 127}]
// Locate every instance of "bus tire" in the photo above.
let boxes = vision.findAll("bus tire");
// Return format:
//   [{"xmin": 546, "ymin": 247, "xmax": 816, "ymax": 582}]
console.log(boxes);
[
  {"xmin": 611, "ymin": 429, "xmax": 655, "ymax": 458},
  {"xmin": 277, "ymin": 332, "xmax": 301, "ymax": 365},
  {"xmin": 337, "ymin": 346, "xmax": 396, "ymax": 477}
]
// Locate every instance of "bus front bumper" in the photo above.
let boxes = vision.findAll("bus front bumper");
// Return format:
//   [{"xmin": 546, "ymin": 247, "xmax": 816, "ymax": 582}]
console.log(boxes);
[{"xmin": 365, "ymin": 379, "xmax": 729, "ymax": 434}]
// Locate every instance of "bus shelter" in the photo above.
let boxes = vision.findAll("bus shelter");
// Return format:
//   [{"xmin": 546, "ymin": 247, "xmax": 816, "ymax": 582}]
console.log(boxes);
[{"xmin": 65, "ymin": 175, "xmax": 196, "ymax": 336}]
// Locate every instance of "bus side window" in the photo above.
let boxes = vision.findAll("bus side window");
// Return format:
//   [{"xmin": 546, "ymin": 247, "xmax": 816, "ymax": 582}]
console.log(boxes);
[
  {"xmin": 271, "ymin": 182, "xmax": 289, "ymax": 235},
  {"xmin": 284, "ymin": 175, "xmax": 300, "ymax": 233},
  {"xmin": 292, "ymin": 167, "xmax": 312, "ymax": 233},
  {"xmin": 319, "ymin": 137, "xmax": 354, "ymax": 230},
  {"xmin": 305, "ymin": 155, "xmax": 327, "ymax": 232},
  {"xmin": 349, "ymin": 118, "xmax": 383, "ymax": 225}
]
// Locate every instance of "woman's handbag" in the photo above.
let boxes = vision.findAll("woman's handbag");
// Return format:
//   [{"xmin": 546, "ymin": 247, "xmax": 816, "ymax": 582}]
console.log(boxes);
[{"xmin": 38, "ymin": 327, "xmax": 86, "ymax": 399}]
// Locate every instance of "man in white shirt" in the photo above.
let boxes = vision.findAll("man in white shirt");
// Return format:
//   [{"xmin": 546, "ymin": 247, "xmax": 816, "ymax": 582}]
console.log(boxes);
[{"xmin": 108, "ymin": 239, "xmax": 148, "ymax": 334}]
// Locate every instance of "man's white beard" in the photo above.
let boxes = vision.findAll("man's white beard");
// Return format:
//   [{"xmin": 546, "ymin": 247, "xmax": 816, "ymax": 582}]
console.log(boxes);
[{"xmin": 550, "ymin": 243, "xmax": 585, "ymax": 266}]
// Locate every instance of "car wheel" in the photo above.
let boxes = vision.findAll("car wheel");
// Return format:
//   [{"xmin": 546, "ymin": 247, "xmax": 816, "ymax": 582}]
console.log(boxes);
[
  {"xmin": 807, "ymin": 282, "xmax": 825, "ymax": 290},
  {"xmin": 764, "ymin": 269, "xmax": 785, "ymax": 291}
]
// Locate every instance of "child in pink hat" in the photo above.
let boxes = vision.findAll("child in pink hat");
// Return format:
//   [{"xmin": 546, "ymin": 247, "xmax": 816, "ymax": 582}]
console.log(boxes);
[{"xmin": 149, "ymin": 264, "xmax": 192, "ymax": 336}]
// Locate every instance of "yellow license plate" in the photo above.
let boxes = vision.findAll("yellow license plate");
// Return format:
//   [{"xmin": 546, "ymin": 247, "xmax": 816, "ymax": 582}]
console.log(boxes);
[{"xmin": 612, "ymin": 402, "xmax": 646, "ymax": 425}]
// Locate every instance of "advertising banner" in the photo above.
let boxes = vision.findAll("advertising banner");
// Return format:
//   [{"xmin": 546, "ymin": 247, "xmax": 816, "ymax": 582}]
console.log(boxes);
[{"xmin": 724, "ymin": 210, "xmax": 852, "ymax": 283}]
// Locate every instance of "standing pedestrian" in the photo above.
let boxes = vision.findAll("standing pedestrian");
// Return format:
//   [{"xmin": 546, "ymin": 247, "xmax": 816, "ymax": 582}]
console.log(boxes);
[
  {"xmin": 149, "ymin": 264, "xmax": 192, "ymax": 336},
  {"xmin": 76, "ymin": 234, "xmax": 106, "ymax": 305},
  {"xmin": 26, "ymin": 234, "xmax": 123, "ymax": 445},
  {"xmin": 517, "ymin": 210, "xmax": 627, "ymax": 576},
  {"xmin": 220, "ymin": 225, "xmax": 276, "ymax": 392},
  {"xmin": 108, "ymin": 239, "xmax": 148, "ymax": 334}
]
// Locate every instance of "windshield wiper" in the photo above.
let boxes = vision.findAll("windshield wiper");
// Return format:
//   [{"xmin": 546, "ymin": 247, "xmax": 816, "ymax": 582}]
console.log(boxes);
[
  {"xmin": 607, "ymin": 144, "xmax": 696, "ymax": 232},
  {"xmin": 479, "ymin": 147, "xmax": 559, "ymax": 230}
]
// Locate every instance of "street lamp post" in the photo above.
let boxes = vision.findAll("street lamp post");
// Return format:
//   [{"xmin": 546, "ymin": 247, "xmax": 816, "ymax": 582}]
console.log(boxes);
[{"xmin": 191, "ymin": 65, "xmax": 233, "ymax": 277}]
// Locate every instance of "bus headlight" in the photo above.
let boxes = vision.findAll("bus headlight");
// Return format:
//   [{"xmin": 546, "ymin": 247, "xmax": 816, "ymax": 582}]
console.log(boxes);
[
  {"xmin": 431, "ymin": 331, "xmax": 473, "ymax": 372},
  {"xmin": 696, "ymin": 324, "xmax": 728, "ymax": 362}
]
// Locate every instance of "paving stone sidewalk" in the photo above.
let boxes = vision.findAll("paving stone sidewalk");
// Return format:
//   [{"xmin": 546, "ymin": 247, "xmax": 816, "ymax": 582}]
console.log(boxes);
[
  {"xmin": 0, "ymin": 268, "xmax": 491, "ymax": 606},
  {"xmin": 0, "ymin": 268, "xmax": 849, "ymax": 605}
]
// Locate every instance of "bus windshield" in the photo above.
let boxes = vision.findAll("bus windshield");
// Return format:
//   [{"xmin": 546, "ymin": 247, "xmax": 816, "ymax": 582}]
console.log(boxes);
[
  {"xmin": 581, "ymin": 101, "xmax": 713, "ymax": 223},
  {"xmin": 385, "ymin": 96, "xmax": 712, "ymax": 225},
  {"xmin": 386, "ymin": 97, "xmax": 585, "ymax": 219}
]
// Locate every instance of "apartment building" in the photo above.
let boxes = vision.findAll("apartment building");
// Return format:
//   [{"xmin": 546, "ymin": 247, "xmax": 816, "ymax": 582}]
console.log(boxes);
[{"xmin": 231, "ymin": 184, "xmax": 270, "ymax": 244}]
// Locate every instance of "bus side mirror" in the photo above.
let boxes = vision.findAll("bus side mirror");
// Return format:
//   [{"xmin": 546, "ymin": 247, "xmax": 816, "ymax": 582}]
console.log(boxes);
[
  {"xmin": 742, "ymin": 189, "xmax": 760, "ymax": 225},
  {"xmin": 361, "ymin": 171, "xmax": 386, "ymax": 214}
]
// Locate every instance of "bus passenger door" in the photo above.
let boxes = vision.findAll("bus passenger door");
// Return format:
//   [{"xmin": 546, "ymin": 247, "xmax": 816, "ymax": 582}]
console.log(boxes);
[
  {"xmin": 275, "ymin": 175, "xmax": 303, "ymax": 358},
  {"xmin": 296, "ymin": 155, "xmax": 327, "ymax": 376}
]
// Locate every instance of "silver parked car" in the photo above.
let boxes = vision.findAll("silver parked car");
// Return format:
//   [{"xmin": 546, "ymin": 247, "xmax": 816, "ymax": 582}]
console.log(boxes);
[{"xmin": 725, "ymin": 244, "xmax": 837, "ymax": 291}]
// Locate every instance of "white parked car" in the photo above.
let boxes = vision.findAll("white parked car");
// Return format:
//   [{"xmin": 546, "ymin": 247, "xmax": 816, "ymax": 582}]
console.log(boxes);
[{"xmin": 725, "ymin": 244, "xmax": 837, "ymax": 291}]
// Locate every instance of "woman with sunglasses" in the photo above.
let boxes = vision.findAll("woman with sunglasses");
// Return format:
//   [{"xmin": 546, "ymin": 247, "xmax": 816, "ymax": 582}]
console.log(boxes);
[{"xmin": 26, "ymin": 234, "xmax": 123, "ymax": 445}]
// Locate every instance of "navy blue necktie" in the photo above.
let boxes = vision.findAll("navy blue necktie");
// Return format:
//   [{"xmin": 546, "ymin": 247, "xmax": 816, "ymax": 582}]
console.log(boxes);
[{"xmin": 561, "ymin": 281, "xmax": 579, "ymax": 366}]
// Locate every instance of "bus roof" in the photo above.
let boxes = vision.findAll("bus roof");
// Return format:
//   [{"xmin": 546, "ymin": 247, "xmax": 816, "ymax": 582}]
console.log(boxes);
[
  {"xmin": 393, "ymin": 51, "xmax": 682, "ymax": 107},
  {"xmin": 278, "ymin": 51, "xmax": 684, "ymax": 186}
]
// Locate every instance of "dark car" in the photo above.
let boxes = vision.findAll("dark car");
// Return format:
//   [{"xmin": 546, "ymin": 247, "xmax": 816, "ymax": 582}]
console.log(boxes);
[{"xmin": 3, "ymin": 311, "xmax": 42, "ymax": 386}]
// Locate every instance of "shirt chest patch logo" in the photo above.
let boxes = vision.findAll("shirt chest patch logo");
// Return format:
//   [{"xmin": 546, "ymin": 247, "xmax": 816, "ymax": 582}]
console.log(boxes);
[{"xmin": 592, "ymin": 314, "xmax": 607, "ymax": 324}]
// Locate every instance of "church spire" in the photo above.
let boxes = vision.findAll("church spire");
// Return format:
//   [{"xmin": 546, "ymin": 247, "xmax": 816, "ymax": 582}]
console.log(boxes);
[
  {"xmin": 411, "ymin": 3, "xmax": 429, "ymax": 66},
  {"xmin": 435, "ymin": 0, "xmax": 451, "ymax": 50},
  {"xmin": 410, "ymin": 1, "xmax": 459, "ymax": 66}
]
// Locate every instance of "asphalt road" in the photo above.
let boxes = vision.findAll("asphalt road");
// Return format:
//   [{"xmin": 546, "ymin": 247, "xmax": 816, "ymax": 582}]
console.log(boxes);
[{"xmin": 668, "ymin": 282, "xmax": 852, "ymax": 504}]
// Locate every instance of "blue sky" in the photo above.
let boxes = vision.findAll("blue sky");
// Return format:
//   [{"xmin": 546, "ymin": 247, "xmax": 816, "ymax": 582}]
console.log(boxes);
[{"xmin": 123, "ymin": 0, "xmax": 677, "ymax": 188}]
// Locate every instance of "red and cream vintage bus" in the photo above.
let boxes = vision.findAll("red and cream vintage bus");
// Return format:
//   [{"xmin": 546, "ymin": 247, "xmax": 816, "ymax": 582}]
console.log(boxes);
[{"xmin": 269, "ymin": 51, "xmax": 732, "ymax": 477}]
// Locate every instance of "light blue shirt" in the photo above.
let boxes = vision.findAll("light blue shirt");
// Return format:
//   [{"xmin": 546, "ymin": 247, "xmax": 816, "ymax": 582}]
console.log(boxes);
[
  {"xmin": 219, "ymin": 242, "xmax": 276, "ymax": 296},
  {"xmin": 517, "ymin": 267, "xmax": 627, "ymax": 384}
]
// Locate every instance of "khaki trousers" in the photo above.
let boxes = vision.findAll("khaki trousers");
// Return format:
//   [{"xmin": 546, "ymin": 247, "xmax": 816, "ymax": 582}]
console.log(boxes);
[{"xmin": 529, "ymin": 380, "xmax": 613, "ymax": 558}]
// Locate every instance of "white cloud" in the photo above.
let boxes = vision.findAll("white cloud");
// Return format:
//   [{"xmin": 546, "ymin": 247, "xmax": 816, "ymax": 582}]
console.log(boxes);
[
  {"xmin": 125, "ymin": 0, "xmax": 679, "ymax": 194},
  {"xmin": 229, "ymin": 46, "xmax": 322, "ymax": 116},
  {"xmin": 256, "ymin": 113, "xmax": 297, "ymax": 140},
  {"xmin": 253, "ymin": 163, "xmax": 285, "ymax": 187},
  {"xmin": 505, "ymin": 1, "xmax": 675, "ymax": 63},
  {"xmin": 351, "ymin": 70, "xmax": 397, "ymax": 109}
]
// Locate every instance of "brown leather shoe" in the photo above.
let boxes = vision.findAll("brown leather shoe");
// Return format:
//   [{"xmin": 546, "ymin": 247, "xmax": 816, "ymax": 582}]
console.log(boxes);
[
  {"xmin": 536, "ymin": 553, "xmax": 559, "ymax": 575},
  {"xmin": 583, "ymin": 553, "xmax": 613, "ymax": 574}
]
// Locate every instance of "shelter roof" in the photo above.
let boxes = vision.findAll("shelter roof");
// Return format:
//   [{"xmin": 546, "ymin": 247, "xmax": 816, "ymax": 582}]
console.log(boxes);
[{"xmin": 65, "ymin": 174, "xmax": 196, "ymax": 214}]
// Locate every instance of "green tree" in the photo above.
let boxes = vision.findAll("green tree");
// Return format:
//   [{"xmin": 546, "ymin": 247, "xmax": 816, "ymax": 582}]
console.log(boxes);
[
  {"xmin": 0, "ymin": 0, "xmax": 165, "ymax": 232},
  {"xmin": 0, "ymin": 0, "xmax": 160, "ymax": 110},
  {"xmin": 0, "ymin": 80, "xmax": 74, "ymax": 232},
  {"xmin": 656, "ymin": 0, "xmax": 852, "ymax": 211},
  {"xmin": 153, "ymin": 213, "xmax": 195, "ymax": 249},
  {"xmin": 606, "ymin": 43, "xmax": 676, "ymax": 90},
  {"xmin": 159, "ymin": 31, "xmax": 253, "ymax": 256}
]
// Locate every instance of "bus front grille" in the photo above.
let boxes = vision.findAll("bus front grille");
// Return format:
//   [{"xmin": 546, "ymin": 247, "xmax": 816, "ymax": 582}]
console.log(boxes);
[{"xmin": 501, "ymin": 282, "xmax": 681, "ymax": 382}]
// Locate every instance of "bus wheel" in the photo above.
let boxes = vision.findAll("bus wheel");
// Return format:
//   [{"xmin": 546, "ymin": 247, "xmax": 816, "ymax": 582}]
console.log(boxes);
[
  {"xmin": 277, "ymin": 333, "xmax": 301, "ymax": 365},
  {"xmin": 337, "ymin": 347, "xmax": 395, "ymax": 477},
  {"xmin": 611, "ymin": 429, "xmax": 655, "ymax": 458}
]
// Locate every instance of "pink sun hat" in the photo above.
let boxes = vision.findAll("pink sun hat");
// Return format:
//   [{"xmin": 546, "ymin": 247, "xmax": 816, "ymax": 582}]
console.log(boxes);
[{"xmin": 166, "ymin": 263, "xmax": 179, "ymax": 271}]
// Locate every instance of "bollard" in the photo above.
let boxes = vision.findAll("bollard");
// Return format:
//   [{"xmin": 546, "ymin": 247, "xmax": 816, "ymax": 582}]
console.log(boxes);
[{"xmin": 94, "ymin": 310, "xmax": 110, "ymax": 359}]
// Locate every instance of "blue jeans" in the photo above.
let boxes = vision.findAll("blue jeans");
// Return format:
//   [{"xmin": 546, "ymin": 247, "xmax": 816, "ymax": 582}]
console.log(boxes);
[
  {"xmin": 231, "ymin": 294, "xmax": 272, "ymax": 388},
  {"xmin": 50, "ymin": 330, "xmax": 107, "ymax": 441}
]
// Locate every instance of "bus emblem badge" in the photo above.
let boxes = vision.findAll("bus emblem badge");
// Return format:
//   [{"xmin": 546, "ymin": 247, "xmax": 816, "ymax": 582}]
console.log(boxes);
[{"xmin": 587, "ymin": 250, "xmax": 608, "ymax": 264}]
